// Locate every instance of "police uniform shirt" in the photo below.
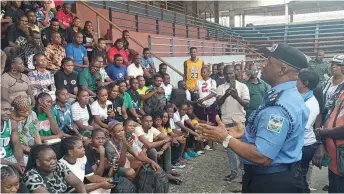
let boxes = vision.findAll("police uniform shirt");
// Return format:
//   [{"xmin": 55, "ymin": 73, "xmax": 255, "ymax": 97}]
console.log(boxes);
[
  {"xmin": 54, "ymin": 69, "xmax": 77, "ymax": 94},
  {"xmin": 242, "ymin": 81, "xmax": 309, "ymax": 165}
]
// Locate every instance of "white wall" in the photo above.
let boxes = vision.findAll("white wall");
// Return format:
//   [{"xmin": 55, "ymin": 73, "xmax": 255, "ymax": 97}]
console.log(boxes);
[{"xmin": 152, "ymin": 55, "xmax": 246, "ymax": 87}]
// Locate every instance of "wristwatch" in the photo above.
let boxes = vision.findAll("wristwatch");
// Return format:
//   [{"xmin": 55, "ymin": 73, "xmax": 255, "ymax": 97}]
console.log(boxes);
[{"xmin": 222, "ymin": 135, "xmax": 232, "ymax": 148}]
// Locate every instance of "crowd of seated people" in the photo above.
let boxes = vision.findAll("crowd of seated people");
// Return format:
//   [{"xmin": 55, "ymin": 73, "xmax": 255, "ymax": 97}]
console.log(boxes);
[{"xmin": 0, "ymin": 1, "xmax": 267, "ymax": 193}]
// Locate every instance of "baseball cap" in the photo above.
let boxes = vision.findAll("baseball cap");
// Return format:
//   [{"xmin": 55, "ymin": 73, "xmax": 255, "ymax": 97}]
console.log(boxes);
[
  {"xmin": 330, "ymin": 55, "xmax": 344, "ymax": 66},
  {"xmin": 257, "ymin": 43, "xmax": 308, "ymax": 70}
]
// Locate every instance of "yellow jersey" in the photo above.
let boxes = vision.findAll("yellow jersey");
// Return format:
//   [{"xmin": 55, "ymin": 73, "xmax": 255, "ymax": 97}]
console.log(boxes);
[{"xmin": 185, "ymin": 58, "xmax": 203, "ymax": 92}]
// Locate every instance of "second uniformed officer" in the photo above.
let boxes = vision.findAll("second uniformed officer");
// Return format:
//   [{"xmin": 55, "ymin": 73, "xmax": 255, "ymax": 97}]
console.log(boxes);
[{"xmin": 196, "ymin": 43, "xmax": 309, "ymax": 192}]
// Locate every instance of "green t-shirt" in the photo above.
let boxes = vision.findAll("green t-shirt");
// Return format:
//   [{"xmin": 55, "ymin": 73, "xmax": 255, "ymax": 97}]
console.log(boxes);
[
  {"xmin": 123, "ymin": 92, "xmax": 134, "ymax": 109},
  {"xmin": 245, "ymin": 79, "xmax": 270, "ymax": 119},
  {"xmin": 308, "ymin": 59, "xmax": 331, "ymax": 85},
  {"xmin": 77, "ymin": 68, "xmax": 100, "ymax": 93},
  {"xmin": 137, "ymin": 86, "xmax": 148, "ymax": 108},
  {"xmin": 0, "ymin": 120, "xmax": 13, "ymax": 159},
  {"xmin": 37, "ymin": 111, "xmax": 58, "ymax": 137}
]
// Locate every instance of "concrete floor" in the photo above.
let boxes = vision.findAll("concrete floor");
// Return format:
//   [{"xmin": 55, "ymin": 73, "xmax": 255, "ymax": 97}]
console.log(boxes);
[{"xmin": 169, "ymin": 144, "xmax": 328, "ymax": 193}]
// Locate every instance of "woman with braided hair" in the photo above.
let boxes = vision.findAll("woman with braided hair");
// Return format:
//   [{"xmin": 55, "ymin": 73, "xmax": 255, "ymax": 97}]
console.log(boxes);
[
  {"xmin": 23, "ymin": 144, "xmax": 87, "ymax": 193},
  {"xmin": 0, "ymin": 165, "xmax": 20, "ymax": 193},
  {"xmin": 11, "ymin": 95, "xmax": 42, "ymax": 155}
]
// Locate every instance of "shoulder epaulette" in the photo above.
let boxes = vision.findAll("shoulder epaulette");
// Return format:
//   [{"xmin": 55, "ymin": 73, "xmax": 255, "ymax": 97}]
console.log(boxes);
[{"xmin": 267, "ymin": 91, "xmax": 283, "ymax": 106}]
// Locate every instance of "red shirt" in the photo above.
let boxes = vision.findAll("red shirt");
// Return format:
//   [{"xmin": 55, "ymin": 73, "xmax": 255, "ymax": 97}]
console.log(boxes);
[
  {"xmin": 325, "ymin": 91, "xmax": 344, "ymax": 176},
  {"xmin": 55, "ymin": 10, "xmax": 73, "ymax": 29},
  {"xmin": 107, "ymin": 47, "xmax": 129, "ymax": 66}
]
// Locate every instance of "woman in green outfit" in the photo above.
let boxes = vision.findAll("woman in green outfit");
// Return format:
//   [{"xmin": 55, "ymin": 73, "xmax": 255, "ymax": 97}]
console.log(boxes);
[{"xmin": 1, "ymin": 100, "xmax": 26, "ymax": 174}]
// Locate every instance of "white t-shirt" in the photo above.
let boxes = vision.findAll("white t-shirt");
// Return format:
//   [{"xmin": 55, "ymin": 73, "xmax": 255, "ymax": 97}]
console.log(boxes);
[
  {"xmin": 196, "ymin": 78, "xmax": 217, "ymax": 107},
  {"xmin": 216, "ymin": 81, "xmax": 250, "ymax": 124},
  {"xmin": 186, "ymin": 90, "xmax": 191, "ymax": 101},
  {"xmin": 59, "ymin": 155, "xmax": 93, "ymax": 182},
  {"xmin": 127, "ymin": 63, "xmax": 144, "ymax": 78},
  {"xmin": 173, "ymin": 111, "xmax": 190, "ymax": 132},
  {"xmin": 135, "ymin": 126, "xmax": 161, "ymax": 148},
  {"xmin": 90, "ymin": 100, "xmax": 112, "ymax": 120},
  {"xmin": 72, "ymin": 102, "xmax": 90, "ymax": 126},
  {"xmin": 162, "ymin": 83, "xmax": 173, "ymax": 100},
  {"xmin": 304, "ymin": 95, "xmax": 320, "ymax": 146}
]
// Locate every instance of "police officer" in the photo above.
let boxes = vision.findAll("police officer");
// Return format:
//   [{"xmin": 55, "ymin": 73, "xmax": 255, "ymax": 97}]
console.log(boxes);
[{"xmin": 196, "ymin": 43, "xmax": 309, "ymax": 193}]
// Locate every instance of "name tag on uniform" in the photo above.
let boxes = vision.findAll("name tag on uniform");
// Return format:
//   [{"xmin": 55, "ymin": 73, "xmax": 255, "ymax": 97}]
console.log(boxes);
[{"xmin": 267, "ymin": 114, "xmax": 285, "ymax": 133}]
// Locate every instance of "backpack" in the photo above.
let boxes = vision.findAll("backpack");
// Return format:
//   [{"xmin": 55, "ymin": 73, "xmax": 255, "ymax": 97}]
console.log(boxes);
[
  {"xmin": 143, "ymin": 87, "xmax": 167, "ymax": 116},
  {"xmin": 135, "ymin": 164, "xmax": 169, "ymax": 193},
  {"xmin": 112, "ymin": 176, "xmax": 137, "ymax": 193}
]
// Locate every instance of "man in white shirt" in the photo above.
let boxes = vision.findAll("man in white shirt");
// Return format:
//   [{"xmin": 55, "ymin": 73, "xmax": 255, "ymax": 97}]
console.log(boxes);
[
  {"xmin": 296, "ymin": 70, "xmax": 320, "ymax": 193},
  {"xmin": 161, "ymin": 73, "xmax": 173, "ymax": 101},
  {"xmin": 135, "ymin": 115, "xmax": 182, "ymax": 184},
  {"xmin": 216, "ymin": 65, "xmax": 250, "ymax": 182},
  {"xmin": 127, "ymin": 54, "xmax": 144, "ymax": 78}
]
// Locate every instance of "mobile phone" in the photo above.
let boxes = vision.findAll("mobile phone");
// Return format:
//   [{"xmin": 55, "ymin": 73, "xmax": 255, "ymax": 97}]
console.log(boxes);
[
  {"xmin": 107, "ymin": 105, "xmax": 113, "ymax": 112},
  {"xmin": 108, "ymin": 177, "xmax": 120, "ymax": 185},
  {"xmin": 322, "ymin": 155, "xmax": 331, "ymax": 167},
  {"xmin": 126, "ymin": 132, "xmax": 133, "ymax": 140}
]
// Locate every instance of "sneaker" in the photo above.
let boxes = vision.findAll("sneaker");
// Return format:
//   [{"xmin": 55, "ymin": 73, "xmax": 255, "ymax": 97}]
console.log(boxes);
[
  {"xmin": 187, "ymin": 151, "xmax": 200, "ymax": 158},
  {"xmin": 173, "ymin": 162, "xmax": 186, "ymax": 169},
  {"xmin": 197, "ymin": 150, "xmax": 205, "ymax": 155},
  {"xmin": 223, "ymin": 172, "xmax": 237, "ymax": 182},
  {"xmin": 183, "ymin": 153, "xmax": 192, "ymax": 161},
  {"xmin": 204, "ymin": 145, "xmax": 213, "ymax": 150},
  {"xmin": 309, "ymin": 187, "xmax": 316, "ymax": 191}
]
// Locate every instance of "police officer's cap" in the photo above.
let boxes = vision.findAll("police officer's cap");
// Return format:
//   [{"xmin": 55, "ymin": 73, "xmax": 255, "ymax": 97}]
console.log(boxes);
[
  {"xmin": 330, "ymin": 55, "xmax": 344, "ymax": 66},
  {"xmin": 257, "ymin": 43, "xmax": 308, "ymax": 70}
]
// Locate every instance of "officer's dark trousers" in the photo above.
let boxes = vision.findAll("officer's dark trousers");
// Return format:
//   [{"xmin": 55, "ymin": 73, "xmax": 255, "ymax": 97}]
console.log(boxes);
[
  {"xmin": 329, "ymin": 170, "xmax": 344, "ymax": 193},
  {"xmin": 242, "ymin": 163, "xmax": 304, "ymax": 193},
  {"xmin": 301, "ymin": 143, "xmax": 317, "ymax": 193}
]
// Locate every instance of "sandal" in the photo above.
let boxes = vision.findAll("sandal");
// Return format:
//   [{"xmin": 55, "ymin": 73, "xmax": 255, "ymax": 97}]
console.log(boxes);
[{"xmin": 168, "ymin": 177, "xmax": 182, "ymax": 185}]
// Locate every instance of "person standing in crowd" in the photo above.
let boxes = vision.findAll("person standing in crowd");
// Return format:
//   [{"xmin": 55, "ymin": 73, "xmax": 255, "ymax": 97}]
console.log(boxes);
[
  {"xmin": 0, "ymin": 100, "xmax": 26, "ymax": 173},
  {"xmin": 309, "ymin": 50, "xmax": 331, "ymax": 85},
  {"xmin": 184, "ymin": 47, "xmax": 204, "ymax": 100},
  {"xmin": 107, "ymin": 38, "xmax": 129, "ymax": 66},
  {"xmin": 82, "ymin": 21, "xmax": 95, "ymax": 60},
  {"xmin": 41, "ymin": 17, "xmax": 65, "ymax": 47},
  {"xmin": 64, "ymin": 17, "xmax": 82, "ymax": 44},
  {"xmin": 245, "ymin": 63, "xmax": 270, "ymax": 122},
  {"xmin": 78, "ymin": 59, "xmax": 101, "ymax": 97},
  {"xmin": 234, "ymin": 63, "xmax": 245, "ymax": 83},
  {"xmin": 18, "ymin": 30, "xmax": 45, "ymax": 71},
  {"xmin": 65, "ymin": 31, "xmax": 89, "ymax": 73},
  {"xmin": 296, "ymin": 70, "xmax": 320, "ymax": 193},
  {"xmin": 210, "ymin": 63, "xmax": 218, "ymax": 80},
  {"xmin": 106, "ymin": 54, "xmax": 127, "ymax": 83},
  {"xmin": 313, "ymin": 57, "xmax": 344, "ymax": 193},
  {"xmin": 122, "ymin": 30, "xmax": 130, "ymax": 50},
  {"xmin": 215, "ymin": 63, "xmax": 225, "ymax": 86},
  {"xmin": 322, "ymin": 55, "xmax": 344, "ymax": 122},
  {"xmin": 45, "ymin": 31, "xmax": 65, "ymax": 72},
  {"xmin": 216, "ymin": 64, "xmax": 249, "ymax": 182},
  {"xmin": 55, "ymin": 3, "xmax": 73, "ymax": 30},
  {"xmin": 157, "ymin": 63, "xmax": 168, "ymax": 76},
  {"xmin": 1, "ymin": 56, "xmax": 35, "ymax": 104},
  {"xmin": 197, "ymin": 43, "xmax": 309, "ymax": 192}
]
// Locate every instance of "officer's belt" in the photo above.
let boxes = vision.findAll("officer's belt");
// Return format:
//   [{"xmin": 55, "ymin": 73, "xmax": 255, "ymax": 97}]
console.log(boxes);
[{"xmin": 244, "ymin": 162, "xmax": 297, "ymax": 175}]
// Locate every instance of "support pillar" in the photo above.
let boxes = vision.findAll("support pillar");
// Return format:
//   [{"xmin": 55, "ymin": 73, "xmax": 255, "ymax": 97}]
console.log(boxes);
[
  {"xmin": 289, "ymin": 8, "xmax": 293, "ymax": 23},
  {"xmin": 214, "ymin": 1, "xmax": 219, "ymax": 24},
  {"xmin": 229, "ymin": 10, "xmax": 235, "ymax": 27},
  {"xmin": 240, "ymin": 14, "xmax": 245, "ymax": 27},
  {"xmin": 285, "ymin": 3, "xmax": 289, "ymax": 24},
  {"xmin": 192, "ymin": 1, "xmax": 198, "ymax": 18}
]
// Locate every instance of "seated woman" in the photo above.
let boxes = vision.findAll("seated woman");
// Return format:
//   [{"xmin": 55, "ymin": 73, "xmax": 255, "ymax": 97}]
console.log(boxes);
[
  {"xmin": 0, "ymin": 165, "xmax": 21, "ymax": 193},
  {"xmin": 91, "ymin": 87, "xmax": 114, "ymax": 129},
  {"xmin": 59, "ymin": 136, "xmax": 115, "ymax": 193},
  {"xmin": 107, "ymin": 83, "xmax": 128, "ymax": 122},
  {"xmin": 10, "ymin": 96, "xmax": 41, "ymax": 161},
  {"xmin": 1, "ymin": 100, "xmax": 26, "ymax": 174},
  {"xmin": 1, "ymin": 56, "xmax": 35, "ymax": 104},
  {"xmin": 27, "ymin": 53, "xmax": 56, "ymax": 100},
  {"xmin": 52, "ymin": 88, "xmax": 81, "ymax": 137},
  {"xmin": 34, "ymin": 92, "xmax": 68, "ymax": 142},
  {"xmin": 23, "ymin": 145, "xmax": 87, "ymax": 193},
  {"xmin": 72, "ymin": 89, "xmax": 96, "ymax": 138},
  {"xmin": 105, "ymin": 121, "xmax": 160, "ymax": 182},
  {"xmin": 134, "ymin": 115, "xmax": 182, "ymax": 185}
]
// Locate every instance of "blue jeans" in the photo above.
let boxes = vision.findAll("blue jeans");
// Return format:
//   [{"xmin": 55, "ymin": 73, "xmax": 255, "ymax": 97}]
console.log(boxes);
[{"xmin": 225, "ymin": 123, "xmax": 244, "ymax": 175}]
